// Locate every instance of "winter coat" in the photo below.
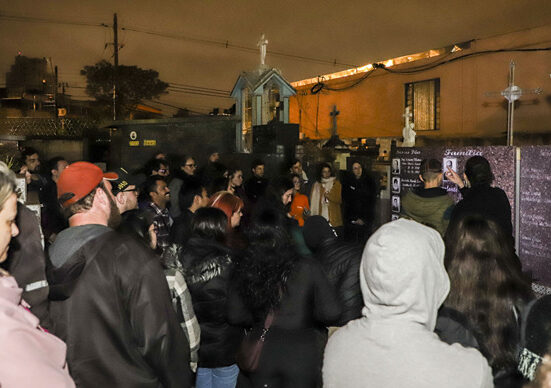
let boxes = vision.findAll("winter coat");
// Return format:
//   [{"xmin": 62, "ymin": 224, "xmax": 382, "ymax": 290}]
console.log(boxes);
[
  {"xmin": 450, "ymin": 185, "xmax": 513, "ymax": 243},
  {"xmin": 180, "ymin": 237, "xmax": 242, "ymax": 368},
  {"xmin": 310, "ymin": 178, "xmax": 343, "ymax": 227},
  {"xmin": 323, "ymin": 219, "xmax": 494, "ymax": 388},
  {"xmin": 401, "ymin": 187, "xmax": 454, "ymax": 237},
  {"xmin": 342, "ymin": 173, "xmax": 377, "ymax": 228},
  {"xmin": 0, "ymin": 272, "xmax": 74, "ymax": 388},
  {"xmin": 313, "ymin": 238, "xmax": 362, "ymax": 326},
  {"xmin": 5, "ymin": 202, "xmax": 50, "ymax": 326},
  {"xmin": 48, "ymin": 228, "xmax": 192, "ymax": 388}
]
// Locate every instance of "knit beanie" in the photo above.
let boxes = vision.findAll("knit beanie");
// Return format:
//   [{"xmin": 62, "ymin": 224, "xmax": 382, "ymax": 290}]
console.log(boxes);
[{"xmin": 303, "ymin": 215, "xmax": 337, "ymax": 252}]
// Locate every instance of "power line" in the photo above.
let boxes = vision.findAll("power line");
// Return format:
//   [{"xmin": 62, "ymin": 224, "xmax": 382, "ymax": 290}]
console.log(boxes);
[
  {"xmin": 168, "ymin": 82, "xmax": 230, "ymax": 94},
  {"xmin": 167, "ymin": 88, "xmax": 231, "ymax": 99},
  {"xmin": 121, "ymin": 26, "xmax": 357, "ymax": 68},
  {"xmin": 0, "ymin": 13, "xmax": 109, "ymax": 28},
  {"xmin": 168, "ymin": 85, "xmax": 229, "ymax": 95}
]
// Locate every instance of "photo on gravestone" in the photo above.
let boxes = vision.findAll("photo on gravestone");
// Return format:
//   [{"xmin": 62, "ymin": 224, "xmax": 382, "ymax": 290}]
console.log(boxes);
[
  {"xmin": 519, "ymin": 146, "xmax": 551, "ymax": 293},
  {"xmin": 392, "ymin": 177, "xmax": 401, "ymax": 194},
  {"xmin": 390, "ymin": 146, "xmax": 516, "ymax": 227},
  {"xmin": 391, "ymin": 195, "xmax": 400, "ymax": 213},
  {"xmin": 442, "ymin": 158, "xmax": 457, "ymax": 181}
]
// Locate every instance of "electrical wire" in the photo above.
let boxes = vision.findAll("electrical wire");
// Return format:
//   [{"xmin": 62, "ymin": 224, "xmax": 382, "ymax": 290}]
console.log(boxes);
[
  {"xmin": 121, "ymin": 26, "xmax": 357, "ymax": 68},
  {"xmin": 310, "ymin": 46, "xmax": 551, "ymax": 95},
  {"xmin": 0, "ymin": 13, "xmax": 109, "ymax": 28},
  {"xmin": 379, "ymin": 46, "xmax": 551, "ymax": 74}
]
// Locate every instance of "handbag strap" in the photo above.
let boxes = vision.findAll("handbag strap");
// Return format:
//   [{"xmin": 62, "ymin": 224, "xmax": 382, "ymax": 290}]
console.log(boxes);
[{"xmin": 263, "ymin": 310, "xmax": 275, "ymax": 330}]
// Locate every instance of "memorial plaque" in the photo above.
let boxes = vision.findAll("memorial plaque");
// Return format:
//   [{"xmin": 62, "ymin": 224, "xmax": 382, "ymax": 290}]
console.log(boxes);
[
  {"xmin": 390, "ymin": 146, "xmax": 516, "ymax": 224},
  {"xmin": 519, "ymin": 146, "xmax": 551, "ymax": 292}
]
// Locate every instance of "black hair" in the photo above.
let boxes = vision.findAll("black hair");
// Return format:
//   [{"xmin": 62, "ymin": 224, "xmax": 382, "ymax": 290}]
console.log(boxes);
[
  {"xmin": 444, "ymin": 214, "xmax": 532, "ymax": 370},
  {"xmin": 464, "ymin": 156, "xmax": 494, "ymax": 187},
  {"xmin": 47, "ymin": 156, "xmax": 66, "ymax": 172},
  {"xmin": 179, "ymin": 178, "xmax": 205, "ymax": 209},
  {"xmin": 234, "ymin": 207, "xmax": 298, "ymax": 319},
  {"xmin": 191, "ymin": 207, "xmax": 227, "ymax": 242},
  {"xmin": 119, "ymin": 209, "xmax": 154, "ymax": 248},
  {"xmin": 143, "ymin": 176, "xmax": 165, "ymax": 199},
  {"xmin": 420, "ymin": 159, "xmax": 442, "ymax": 181},
  {"xmin": 251, "ymin": 158, "xmax": 265, "ymax": 170},
  {"xmin": 317, "ymin": 162, "xmax": 333, "ymax": 181},
  {"xmin": 21, "ymin": 146, "xmax": 39, "ymax": 159},
  {"xmin": 144, "ymin": 158, "xmax": 169, "ymax": 176},
  {"xmin": 265, "ymin": 176, "xmax": 294, "ymax": 209}
]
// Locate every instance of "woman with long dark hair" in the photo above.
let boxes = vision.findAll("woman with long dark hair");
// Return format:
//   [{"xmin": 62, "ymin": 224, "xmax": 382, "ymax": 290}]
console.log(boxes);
[
  {"xmin": 437, "ymin": 215, "xmax": 532, "ymax": 387},
  {"xmin": 446, "ymin": 155, "xmax": 513, "ymax": 245},
  {"xmin": 228, "ymin": 207, "xmax": 341, "ymax": 387},
  {"xmin": 179, "ymin": 207, "xmax": 242, "ymax": 388}
]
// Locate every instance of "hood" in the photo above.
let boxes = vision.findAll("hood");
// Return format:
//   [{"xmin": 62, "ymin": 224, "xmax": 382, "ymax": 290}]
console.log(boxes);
[
  {"xmin": 303, "ymin": 215, "xmax": 337, "ymax": 251},
  {"xmin": 360, "ymin": 218, "xmax": 449, "ymax": 330},
  {"xmin": 0, "ymin": 275, "xmax": 22, "ymax": 306}
]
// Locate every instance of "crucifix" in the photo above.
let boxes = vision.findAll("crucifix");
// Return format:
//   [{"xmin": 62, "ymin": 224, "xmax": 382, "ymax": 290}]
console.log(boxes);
[
  {"xmin": 257, "ymin": 33, "xmax": 268, "ymax": 66},
  {"xmin": 485, "ymin": 61, "xmax": 542, "ymax": 146},
  {"xmin": 330, "ymin": 105, "xmax": 340, "ymax": 137}
]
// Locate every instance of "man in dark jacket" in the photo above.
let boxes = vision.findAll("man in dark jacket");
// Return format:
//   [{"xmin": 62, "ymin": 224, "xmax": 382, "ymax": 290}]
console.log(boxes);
[
  {"xmin": 303, "ymin": 215, "xmax": 363, "ymax": 326},
  {"xmin": 48, "ymin": 161, "xmax": 191, "ymax": 388},
  {"xmin": 244, "ymin": 159, "xmax": 269, "ymax": 204}
]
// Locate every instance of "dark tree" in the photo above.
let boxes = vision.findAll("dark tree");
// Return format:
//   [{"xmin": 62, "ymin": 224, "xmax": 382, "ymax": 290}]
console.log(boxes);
[{"xmin": 81, "ymin": 60, "xmax": 168, "ymax": 119}]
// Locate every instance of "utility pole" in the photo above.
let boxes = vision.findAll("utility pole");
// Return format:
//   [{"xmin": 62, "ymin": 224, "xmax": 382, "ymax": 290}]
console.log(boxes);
[
  {"xmin": 113, "ymin": 13, "xmax": 119, "ymax": 120},
  {"xmin": 54, "ymin": 65, "xmax": 58, "ymax": 116}
]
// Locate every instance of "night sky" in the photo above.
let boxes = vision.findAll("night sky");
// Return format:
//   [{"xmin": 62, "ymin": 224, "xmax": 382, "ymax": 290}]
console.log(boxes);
[{"xmin": 1, "ymin": 0, "xmax": 550, "ymax": 114}]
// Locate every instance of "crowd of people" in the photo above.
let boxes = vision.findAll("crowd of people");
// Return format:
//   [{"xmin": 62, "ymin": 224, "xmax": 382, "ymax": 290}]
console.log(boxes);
[{"xmin": 0, "ymin": 146, "xmax": 549, "ymax": 388}]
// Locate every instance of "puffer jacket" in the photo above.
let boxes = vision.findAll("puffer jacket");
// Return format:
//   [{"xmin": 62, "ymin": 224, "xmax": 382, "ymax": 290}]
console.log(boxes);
[
  {"xmin": 315, "ymin": 238, "xmax": 362, "ymax": 326},
  {"xmin": 303, "ymin": 216, "xmax": 362, "ymax": 326},
  {"xmin": 179, "ymin": 237, "xmax": 242, "ymax": 368}
]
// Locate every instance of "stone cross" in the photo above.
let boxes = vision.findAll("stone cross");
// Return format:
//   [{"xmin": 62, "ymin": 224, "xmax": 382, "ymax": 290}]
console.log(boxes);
[
  {"xmin": 330, "ymin": 105, "xmax": 340, "ymax": 137},
  {"xmin": 485, "ymin": 61, "xmax": 542, "ymax": 146},
  {"xmin": 257, "ymin": 33, "xmax": 268, "ymax": 66}
]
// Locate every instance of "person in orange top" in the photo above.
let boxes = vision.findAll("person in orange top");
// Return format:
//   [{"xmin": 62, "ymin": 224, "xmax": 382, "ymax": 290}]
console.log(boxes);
[{"xmin": 289, "ymin": 173, "xmax": 310, "ymax": 227}]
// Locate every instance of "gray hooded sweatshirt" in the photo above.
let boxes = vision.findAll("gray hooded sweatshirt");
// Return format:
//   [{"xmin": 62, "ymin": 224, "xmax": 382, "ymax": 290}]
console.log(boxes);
[{"xmin": 323, "ymin": 218, "xmax": 493, "ymax": 388}]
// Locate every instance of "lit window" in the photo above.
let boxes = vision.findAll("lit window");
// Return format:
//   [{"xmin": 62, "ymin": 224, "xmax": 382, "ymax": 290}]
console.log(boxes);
[{"xmin": 405, "ymin": 78, "xmax": 440, "ymax": 131}]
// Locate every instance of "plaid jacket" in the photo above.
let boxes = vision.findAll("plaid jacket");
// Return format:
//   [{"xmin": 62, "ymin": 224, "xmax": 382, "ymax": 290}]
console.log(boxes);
[
  {"xmin": 148, "ymin": 202, "xmax": 173, "ymax": 254},
  {"xmin": 163, "ymin": 245, "xmax": 200, "ymax": 372}
]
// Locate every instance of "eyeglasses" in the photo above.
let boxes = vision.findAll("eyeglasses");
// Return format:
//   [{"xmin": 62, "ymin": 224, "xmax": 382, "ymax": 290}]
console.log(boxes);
[{"xmin": 185, "ymin": 164, "xmax": 197, "ymax": 168}]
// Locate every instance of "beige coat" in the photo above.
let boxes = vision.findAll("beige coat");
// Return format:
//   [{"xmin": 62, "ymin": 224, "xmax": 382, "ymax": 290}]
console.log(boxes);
[{"xmin": 310, "ymin": 179, "xmax": 343, "ymax": 227}]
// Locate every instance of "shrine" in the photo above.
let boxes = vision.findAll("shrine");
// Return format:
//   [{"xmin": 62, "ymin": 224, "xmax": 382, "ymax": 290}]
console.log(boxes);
[{"xmin": 230, "ymin": 34, "xmax": 297, "ymax": 152}]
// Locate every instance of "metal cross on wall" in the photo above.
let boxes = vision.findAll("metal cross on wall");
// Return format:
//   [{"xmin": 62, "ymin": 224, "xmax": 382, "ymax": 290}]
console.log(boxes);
[
  {"xmin": 485, "ymin": 61, "xmax": 542, "ymax": 146},
  {"xmin": 330, "ymin": 105, "xmax": 340, "ymax": 137}
]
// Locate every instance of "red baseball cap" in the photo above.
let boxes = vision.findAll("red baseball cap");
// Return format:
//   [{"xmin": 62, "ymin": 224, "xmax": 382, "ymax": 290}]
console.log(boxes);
[{"xmin": 57, "ymin": 162, "xmax": 118, "ymax": 208}]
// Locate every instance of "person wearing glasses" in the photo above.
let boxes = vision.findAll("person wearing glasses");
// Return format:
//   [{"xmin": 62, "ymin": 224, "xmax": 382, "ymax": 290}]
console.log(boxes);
[{"xmin": 169, "ymin": 155, "xmax": 199, "ymax": 218}]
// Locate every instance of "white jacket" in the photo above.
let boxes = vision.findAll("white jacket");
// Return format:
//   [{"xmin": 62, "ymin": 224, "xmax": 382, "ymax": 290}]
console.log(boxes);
[{"xmin": 323, "ymin": 219, "xmax": 494, "ymax": 388}]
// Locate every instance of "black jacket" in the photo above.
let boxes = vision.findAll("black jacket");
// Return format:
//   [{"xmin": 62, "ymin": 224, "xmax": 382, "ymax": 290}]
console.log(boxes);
[
  {"xmin": 48, "ymin": 230, "xmax": 191, "ymax": 388},
  {"xmin": 5, "ymin": 203, "xmax": 50, "ymax": 326},
  {"xmin": 180, "ymin": 237, "xmax": 242, "ymax": 368},
  {"xmin": 314, "ymin": 238, "xmax": 363, "ymax": 326},
  {"xmin": 342, "ymin": 172, "xmax": 377, "ymax": 229},
  {"xmin": 244, "ymin": 176, "xmax": 268, "ymax": 203},
  {"xmin": 450, "ymin": 186, "xmax": 513, "ymax": 242}
]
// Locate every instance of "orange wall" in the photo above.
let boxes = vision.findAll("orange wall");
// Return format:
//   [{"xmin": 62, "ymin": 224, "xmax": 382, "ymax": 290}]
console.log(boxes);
[{"xmin": 289, "ymin": 25, "xmax": 551, "ymax": 140}]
